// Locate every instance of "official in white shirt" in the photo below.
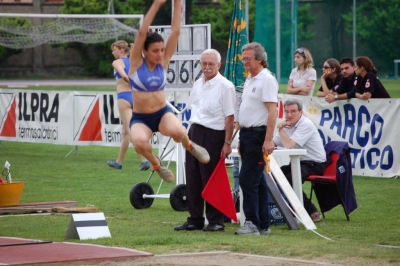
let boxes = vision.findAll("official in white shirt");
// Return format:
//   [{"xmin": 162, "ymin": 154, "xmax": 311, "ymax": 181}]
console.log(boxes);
[{"xmin": 174, "ymin": 49, "xmax": 236, "ymax": 232}]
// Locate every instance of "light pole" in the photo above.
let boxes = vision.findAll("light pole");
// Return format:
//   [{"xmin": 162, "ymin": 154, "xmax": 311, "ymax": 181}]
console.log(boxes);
[{"xmin": 275, "ymin": 0, "xmax": 281, "ymax": 83}]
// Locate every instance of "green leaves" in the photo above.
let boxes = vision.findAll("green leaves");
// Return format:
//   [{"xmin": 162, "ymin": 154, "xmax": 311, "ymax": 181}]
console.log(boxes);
[
  {"xmin": 298, "ymin": 4, "xmax": 317, "ymax": 41},
  {"xmin": 0, "ymin": 18, "xmax": 31, "ymax": 62},
  {"xmin": 191, "ymin": 0, "xmax": 255, "ymax": 49},
  {"xmin": 343, "ymin": 0, "xmax": 400, "ymax": 65}
]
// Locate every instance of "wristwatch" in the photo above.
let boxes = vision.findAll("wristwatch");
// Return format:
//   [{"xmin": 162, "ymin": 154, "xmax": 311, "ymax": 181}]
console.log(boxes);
[
  {"xmin": 225, "ymin": 140, "xmax": 232, "ymax": 145},
  {"xmin": 334, "ymin": 95, "xmax": 338, "ymax": 101}
]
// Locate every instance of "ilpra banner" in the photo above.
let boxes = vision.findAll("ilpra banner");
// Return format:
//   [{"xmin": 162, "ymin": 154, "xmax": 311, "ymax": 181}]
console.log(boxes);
[
  {"xmin": 277, "ymin": 94, "xmax": 400, "ymax": 178},
  {"xmin": 0, "ymin": 89, "xmax": 159, "ymax": 147},
  {"xmin": 0, "ymin": 90, "xmax": 72, "ymax": 144}
]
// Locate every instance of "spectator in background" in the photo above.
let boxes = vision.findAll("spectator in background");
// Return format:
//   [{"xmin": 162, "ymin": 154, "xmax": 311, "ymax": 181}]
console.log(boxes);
[
  {"xmin": 287, "ymin": 47, "xmax": 317, "ymax": 96},
  {"xmin": 273, "ymin": 99, "xmax": 326, "ymax": 222},
  {"xmin": 353, "ymin": 56, "xmax": 391, "ymax": 99},
  {"xmin": 317, "ymin": 58, "xmax": 342, "ymax": 97},
  {"xmin": 325, "ymin": 58, "xmax": 356, "ymax": 103}
]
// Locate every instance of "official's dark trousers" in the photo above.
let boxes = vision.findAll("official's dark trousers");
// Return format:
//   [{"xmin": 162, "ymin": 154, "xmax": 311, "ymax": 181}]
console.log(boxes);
[
  {"xmin": 238, "ymin": 130, "xmax": 270, "ymax": 230},
  {"xmin": 281, "ymin": 161, "xmax": 326, "ymax": 215},
  {"xmin": 185, "ymin": 123, "xmax": 225, "ymax": 226}
]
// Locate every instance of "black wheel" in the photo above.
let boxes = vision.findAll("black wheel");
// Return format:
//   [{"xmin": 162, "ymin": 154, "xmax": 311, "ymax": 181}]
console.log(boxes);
[
  {"xmin": 129, "ymin": 182, "xmax": 154, "ymax": 209},
  {"xmin": 170, "ymin": 184, "xmax": 188, "ymax": 211}
]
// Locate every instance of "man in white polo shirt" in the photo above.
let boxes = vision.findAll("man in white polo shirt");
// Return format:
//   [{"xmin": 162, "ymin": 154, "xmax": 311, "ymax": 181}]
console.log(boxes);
[
  {"xmin": 174, "ymin": 49, "xmax": 236, "ymax": 232},
  {"xmin": 273, "ymin": 98, "xmax": 326, "ymax": 222},
  {"xmin": 235, "ymin": 42, "xmax": 278, "ymax": 236}
]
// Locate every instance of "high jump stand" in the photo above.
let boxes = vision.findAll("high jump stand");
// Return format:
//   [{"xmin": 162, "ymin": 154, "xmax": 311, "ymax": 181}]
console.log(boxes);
[{"xmin": 128, "ymin": 101, "xmax": 188, "ymax": 211}]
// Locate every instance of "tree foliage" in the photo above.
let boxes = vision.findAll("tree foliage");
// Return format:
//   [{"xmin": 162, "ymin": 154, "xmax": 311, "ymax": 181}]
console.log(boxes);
[
  {"xmin": 343, "ymin": 0, "xmax": 400, "ymax": 64},
  {"xmin": 190, "ymin": 0, "xmax": 256, "ymax": 50},
  {"xmin": 0, "ymin": 18, "xmax": 31, "ymax": 62},
  {"xmin": 298, "ymin": 4, "xmax": 317, "ymax": 41},
  {"xmin": 60, "ymin": 0, "xmax": 144, "ymax": 77}
]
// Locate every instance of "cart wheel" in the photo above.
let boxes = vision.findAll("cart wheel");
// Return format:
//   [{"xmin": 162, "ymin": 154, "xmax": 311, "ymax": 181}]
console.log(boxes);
[
  {"xmin": 129, "ymin": 182, "xmax": 154, "ymax": 209},
  {"xmin": 170, "ymin": 184, "xmax": 188, "ymax": 211}
]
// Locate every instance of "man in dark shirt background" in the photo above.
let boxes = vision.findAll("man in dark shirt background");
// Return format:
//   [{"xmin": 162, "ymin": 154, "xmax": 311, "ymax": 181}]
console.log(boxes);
[{"xmin": 325, "ymin": 58, "xmax": 356, "ymax": 103}]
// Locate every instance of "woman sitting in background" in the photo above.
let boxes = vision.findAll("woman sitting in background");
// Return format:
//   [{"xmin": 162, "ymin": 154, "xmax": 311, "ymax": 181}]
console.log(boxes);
[
  {"xmin": 287, "ymin": 47, "xmax": 317, "ymax": 96},
  {"xmin": 353, "ymin": 56, "xmax": 390, "ymax": 99},
  {"xmin": 317, "ymin": 58, "xmax": 342, "ymax": 97}
]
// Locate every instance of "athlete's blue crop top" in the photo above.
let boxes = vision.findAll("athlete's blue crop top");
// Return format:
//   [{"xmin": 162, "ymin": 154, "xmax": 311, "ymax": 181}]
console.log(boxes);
[
  {"xmin": 128, "ymin": 62, "xmax": 166, "ymax": 92},
  {"xmin": 114, "ymin": 57, "xmax": 130, "ymax": 79}
]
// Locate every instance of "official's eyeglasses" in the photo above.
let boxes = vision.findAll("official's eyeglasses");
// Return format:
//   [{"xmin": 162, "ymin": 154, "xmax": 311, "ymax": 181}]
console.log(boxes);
[
  {"xmin": 241, "ymin": 57, "xmax": 254, "ymax": 63},
  {"xmin": 295, "ymin": 48, "xmax": 304, "ymax": 54},
  {"xmin": 200, "ymin": 62, "xmax": 217, "ymax": 67},
  {"xmin": 284, "ymin": 110, "xmax": 299, "ymax": 115},
  {"xmin": 322, "ymin": 66, "xmax": 331, "ymax": 69}
]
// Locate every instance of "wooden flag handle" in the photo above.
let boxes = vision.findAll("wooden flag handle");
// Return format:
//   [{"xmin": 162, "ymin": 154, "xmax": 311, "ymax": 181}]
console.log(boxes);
[{"xmin": 231, "ymin": 127, "xmax": 240, "ymax": 141}]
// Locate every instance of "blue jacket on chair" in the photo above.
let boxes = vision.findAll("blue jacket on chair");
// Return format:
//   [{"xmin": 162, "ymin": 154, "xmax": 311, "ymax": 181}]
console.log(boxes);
[{"xmin": 314, "ymin": 141, "xmax": 358, "ymax": 215}]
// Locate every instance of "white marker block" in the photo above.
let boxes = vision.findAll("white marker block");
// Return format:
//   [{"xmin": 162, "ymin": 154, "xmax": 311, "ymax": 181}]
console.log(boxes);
[{"xmin": 65, "ymin": 212, "xmax": 111, "ymax": 240}]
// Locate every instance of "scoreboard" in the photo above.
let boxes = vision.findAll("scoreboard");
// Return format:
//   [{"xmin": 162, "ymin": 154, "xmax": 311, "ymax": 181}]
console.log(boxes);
[{"xmin": 149, "ymin": 24, "xmax": 211, "ymax": 92}]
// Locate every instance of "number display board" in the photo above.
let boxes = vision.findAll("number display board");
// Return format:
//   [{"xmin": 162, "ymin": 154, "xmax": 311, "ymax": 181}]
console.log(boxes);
[{"xmin": 149, "ymin": 24, "xmax": 211, "ymax": 92}]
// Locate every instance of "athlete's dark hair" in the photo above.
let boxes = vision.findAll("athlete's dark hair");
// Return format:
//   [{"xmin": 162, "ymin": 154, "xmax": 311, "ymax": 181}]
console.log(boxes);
[{"xmin": 144, "ymin": 32, "xmax": 164, "ymax": 51}]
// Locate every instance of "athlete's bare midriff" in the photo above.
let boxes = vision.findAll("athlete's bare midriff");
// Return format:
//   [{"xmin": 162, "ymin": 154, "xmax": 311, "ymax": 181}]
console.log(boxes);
[
  {"xmin": 132, "ymin": 90, "xmax": 166, "ymax": 114},
  {"xmin": 116, "ymin": 79, "xmax": 131, "ymax": 94}
]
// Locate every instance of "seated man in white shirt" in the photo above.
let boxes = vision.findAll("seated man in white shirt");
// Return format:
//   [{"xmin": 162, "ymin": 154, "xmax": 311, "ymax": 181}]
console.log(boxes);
[{"xmin": 273, "ymin": 99, "xmax": 326, "ymax": 222}]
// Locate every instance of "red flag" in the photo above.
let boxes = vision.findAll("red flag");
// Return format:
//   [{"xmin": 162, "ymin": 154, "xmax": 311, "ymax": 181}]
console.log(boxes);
[{"xmin": 201, "ymin": 158, "xmax": 238, "ymax": 222}]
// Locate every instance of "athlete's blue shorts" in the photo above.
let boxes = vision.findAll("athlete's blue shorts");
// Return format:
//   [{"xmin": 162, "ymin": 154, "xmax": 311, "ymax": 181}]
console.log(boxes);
[
  {"xmin": 130, "ymin": 105, "xmax": 173, "ymax": 133},
  {"xmin": 117, "ymin": 91, "xmax": 133, "ymax": 108}
]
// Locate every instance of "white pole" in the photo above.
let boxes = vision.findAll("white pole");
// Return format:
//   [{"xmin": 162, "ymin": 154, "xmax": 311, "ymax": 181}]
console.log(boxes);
[
  {"xmin": 275, "ymin": 0, "xmax": 281, "ymax": 83},
  {"xmin": 353, "ymin": 0, "xmax": 356, "ymax": 59}
]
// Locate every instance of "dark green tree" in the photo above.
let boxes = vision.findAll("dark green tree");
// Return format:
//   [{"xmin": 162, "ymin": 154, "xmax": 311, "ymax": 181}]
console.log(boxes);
[
  {"xmin": 0, "ymin": 18, "xmax": 31, "ymax": 62},
  {"xmin": 190, "ymin": 0, "xmax": 256, "ymax": 49},
  {"xmin": 60, "ymin": 0, "xmax": 144, "ymax": 77},
  {"xmin": 343, "ymin": 0, "xmax": 400, "ymax": 67},
  {"xmin": 142, "ymin": 1, "xmax": 172, "ymax": 26},
  {"xmin": 298, "ymin": 3, "xmax": 317, "ymax": 41}
]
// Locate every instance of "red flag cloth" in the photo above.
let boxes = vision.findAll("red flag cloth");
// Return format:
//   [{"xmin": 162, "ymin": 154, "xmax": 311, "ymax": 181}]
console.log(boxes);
[{"xmin": 201, "ymin": 158, "xmax": 238, "ymax": 222}]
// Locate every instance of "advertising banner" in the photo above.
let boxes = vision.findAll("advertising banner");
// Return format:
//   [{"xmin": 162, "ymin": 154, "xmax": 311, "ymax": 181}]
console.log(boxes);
[
  {"xmin": 1, "ymin": 89, "xmax": 399, "ymax": 177},
  {"xmin": 277, "ymin": 94, "xmax": 400, "ymax": 178}
]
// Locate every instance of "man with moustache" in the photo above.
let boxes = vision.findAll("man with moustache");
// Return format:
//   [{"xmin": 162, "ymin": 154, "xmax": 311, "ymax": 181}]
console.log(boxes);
[{"xmin": 174, "ymin": 49, "xmax": 236, "ymax": 232}]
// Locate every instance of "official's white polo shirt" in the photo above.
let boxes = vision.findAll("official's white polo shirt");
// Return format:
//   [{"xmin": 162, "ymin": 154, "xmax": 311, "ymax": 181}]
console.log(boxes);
[
  {"xmin": 238, "ymin": 68, "xmax": 278, "ymax": 127},
  {"xmin": 186, "ymin": 72, "xmax": 236, "ymax": 130}
]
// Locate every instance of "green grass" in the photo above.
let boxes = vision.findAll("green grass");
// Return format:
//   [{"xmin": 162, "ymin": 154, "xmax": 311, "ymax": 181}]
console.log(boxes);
[{"xmin": 0, "ymin": 142, "xmax": 399, "ymax": 266}]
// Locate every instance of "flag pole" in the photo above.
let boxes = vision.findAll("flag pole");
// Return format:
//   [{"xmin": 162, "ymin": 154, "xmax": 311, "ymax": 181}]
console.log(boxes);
[{"xmin": 231, "ymin": 127, "xmax": 240, "ymax": 141}]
